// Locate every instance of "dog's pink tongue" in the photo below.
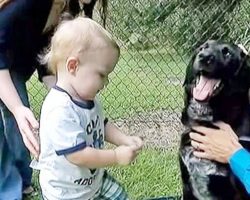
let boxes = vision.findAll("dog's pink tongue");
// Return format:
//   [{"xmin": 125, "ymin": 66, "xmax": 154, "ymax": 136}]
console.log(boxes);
[{"xmin": 193, "ymin": 76, "xmax": 219, "ymax": 101}]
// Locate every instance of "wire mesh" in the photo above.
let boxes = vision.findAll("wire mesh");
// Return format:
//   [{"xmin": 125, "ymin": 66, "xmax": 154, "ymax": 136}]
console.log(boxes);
[
  {"xmin": 27, "ymin": 1, "xmax": 250, "ymax": 198},
  {"xmin": 28, "ymin": 0, "xmax": 250, "ymax": 149}
]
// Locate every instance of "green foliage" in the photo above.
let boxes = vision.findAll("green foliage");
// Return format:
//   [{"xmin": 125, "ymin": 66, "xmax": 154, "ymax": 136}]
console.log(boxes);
[
  {"xmin": 108, "ymin": 0, "xmax": 250, "ymax": 53},
  {"xmin": 108, "ymin": 0, "xmax": 178, "ymax": 50},
  {"xmin": 172, "ymin": 0, "xmax": 242, "ymax": 53}
]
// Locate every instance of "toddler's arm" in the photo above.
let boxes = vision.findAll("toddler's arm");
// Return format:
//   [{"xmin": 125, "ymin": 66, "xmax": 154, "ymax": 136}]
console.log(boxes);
[
  {"xmin": 66, "ymin": 145, "xmax": 139, "ymax": 168},
  {"xmin": 105, "ymin": 122, "xmax": 143, "ymax": 150}
]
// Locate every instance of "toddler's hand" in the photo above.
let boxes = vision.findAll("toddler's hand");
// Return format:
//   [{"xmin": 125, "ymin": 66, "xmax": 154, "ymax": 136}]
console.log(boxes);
[
  {"xmin": 114, "ymin": 145, "xmax": 139, "ymax": 166},
  {"xmin": 124, "ymin": 136, "xmax": 143, "ymax": 151}
]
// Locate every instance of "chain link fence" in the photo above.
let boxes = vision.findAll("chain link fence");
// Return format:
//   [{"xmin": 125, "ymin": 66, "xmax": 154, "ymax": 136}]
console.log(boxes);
[
  {"xmin": 27, "ymin": 1, "xmax": 250, "ymax": 198},
  {"xmin": 104, "ymin": 0, "xmax": 250, "ymax": 148},
  {"xmin": 28, "ymin": 0, "xmax": 250, "ymax": 148}
]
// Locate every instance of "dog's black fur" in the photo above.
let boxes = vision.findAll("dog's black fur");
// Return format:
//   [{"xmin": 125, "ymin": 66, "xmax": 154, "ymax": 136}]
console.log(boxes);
[{"xmin": 180, "ymin": 40, "xmax": 250, "ymax": 200}]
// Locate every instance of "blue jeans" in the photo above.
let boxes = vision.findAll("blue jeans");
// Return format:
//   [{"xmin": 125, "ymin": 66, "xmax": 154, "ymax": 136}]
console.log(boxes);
[{"xmin": 0, "ymin": 72, "xmax": 32, "ymax": 200}]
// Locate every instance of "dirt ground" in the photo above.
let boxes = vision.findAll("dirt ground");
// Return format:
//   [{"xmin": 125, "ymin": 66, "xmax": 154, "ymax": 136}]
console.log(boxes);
[{"xmin": 114, "ymin": 110, "xmax": 185, "ymax": 149}]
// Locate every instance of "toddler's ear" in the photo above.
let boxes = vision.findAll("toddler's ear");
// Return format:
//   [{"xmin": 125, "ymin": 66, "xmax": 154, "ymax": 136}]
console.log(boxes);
[{"xmin": 66, "ymin": 57, "xmax": 78, "ymax": 73}]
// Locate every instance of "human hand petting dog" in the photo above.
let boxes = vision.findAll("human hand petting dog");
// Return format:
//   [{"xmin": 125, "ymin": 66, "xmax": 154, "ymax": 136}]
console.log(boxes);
[{"xmin": 190, "ymin": 121, "xmax": 243, "ymax": 163}]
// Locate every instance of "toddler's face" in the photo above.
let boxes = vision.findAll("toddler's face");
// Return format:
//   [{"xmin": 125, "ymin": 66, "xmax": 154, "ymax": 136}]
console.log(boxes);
[{"xmin": 72, "ymin": 46, "xmax": 119, "ymax": 100}]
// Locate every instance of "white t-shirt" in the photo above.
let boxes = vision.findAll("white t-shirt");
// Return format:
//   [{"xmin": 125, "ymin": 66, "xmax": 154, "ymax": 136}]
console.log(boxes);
[{"xmin": 32, "ymin": 86, "xmax": 106, "ymax": 200}]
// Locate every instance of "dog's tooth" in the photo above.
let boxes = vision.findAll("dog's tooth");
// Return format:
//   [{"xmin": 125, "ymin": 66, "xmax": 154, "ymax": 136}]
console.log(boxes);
[
  {"xmin": 195, "ymin": 76, "xmax": 200, "ymax": 86},
  {"xmin": 213, "ymin": 80, "xmax": 221, "ymax": 90},
  {"xmin": 217, "ymin": 80, "xmax": 221, "ymax": 87}
]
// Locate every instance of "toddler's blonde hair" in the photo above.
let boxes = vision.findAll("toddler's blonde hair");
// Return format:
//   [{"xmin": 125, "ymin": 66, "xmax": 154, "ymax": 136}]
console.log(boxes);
[{"xmin": 41, "ymin": 17, "xmax": 119, "ymax": 74}]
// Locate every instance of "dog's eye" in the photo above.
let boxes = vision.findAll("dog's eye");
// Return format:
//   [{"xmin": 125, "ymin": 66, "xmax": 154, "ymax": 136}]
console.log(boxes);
[
  {"xmin": 204, "ymin": 43, "xmax": 209, "ymax": 49},
  {"xmin": 222, "ymin": 47, "xmax": 231, "ymax": 58},
  {"xmin": 200, "ymin": 43, "xmax": 208, "ymax": 51},
  {"xmin": 198, "ymin": 43, "xmax": 209, "ymax": 51}
]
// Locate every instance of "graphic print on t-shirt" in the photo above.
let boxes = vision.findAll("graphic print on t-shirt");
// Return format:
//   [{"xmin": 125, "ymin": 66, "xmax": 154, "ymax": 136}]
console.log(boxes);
[
  {"xmin": 86, "ymin": 115, "xmax": 104, "ymax": 149},
  {"xmin": 85, "ymin": 115, "xmax": 104, "ymax": 175}
]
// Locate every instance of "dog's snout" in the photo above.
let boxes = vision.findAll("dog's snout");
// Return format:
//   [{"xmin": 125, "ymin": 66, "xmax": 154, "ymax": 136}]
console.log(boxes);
[{"xmin": 198, "ymin": 52, "xmax": 215, "ymax": 65}]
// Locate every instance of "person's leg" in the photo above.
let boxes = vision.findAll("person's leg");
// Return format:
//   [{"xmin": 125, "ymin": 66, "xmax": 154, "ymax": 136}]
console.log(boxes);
[
  {"xmin": 94, "ymin": 171, "xmax": 129, "ymax": 200},
  {"xmin": 2, "ymin": 71, "xmax": 32, "ymax": 191},
  {"xmin": 0, "ymin": 107, "xmax": 22, "ymax": 199}
]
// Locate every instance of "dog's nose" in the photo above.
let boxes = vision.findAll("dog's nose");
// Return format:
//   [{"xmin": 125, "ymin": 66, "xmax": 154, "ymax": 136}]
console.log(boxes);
[{"xmin": 198, "ymin": 52, "xmax": 215, "ymax": 65}]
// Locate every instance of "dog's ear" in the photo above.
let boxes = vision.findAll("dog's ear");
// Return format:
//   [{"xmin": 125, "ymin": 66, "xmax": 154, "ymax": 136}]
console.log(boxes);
[
  {"xmin": 181, "ymin": 95, "xmax": 190, "ymax": 125},
  {"xmin": 183, "ymin": 53, "xmax": 196, "ymax": 87},
  {"xmin": 239, "ymin": 52, "xmax": 250, "ymax": 89},
  {"xmin": 181, "ymin": 54, "xmax": 196, "ymax": 126},
  {"xmin": 244, "ymin": 55, "xmax": 250, "ymax": 87}
]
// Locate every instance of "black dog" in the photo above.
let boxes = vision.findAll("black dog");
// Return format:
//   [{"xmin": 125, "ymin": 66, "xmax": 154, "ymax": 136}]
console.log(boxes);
[{"xmin": 180, "ymin": 40, "xmax": 250, "ymax": 200}]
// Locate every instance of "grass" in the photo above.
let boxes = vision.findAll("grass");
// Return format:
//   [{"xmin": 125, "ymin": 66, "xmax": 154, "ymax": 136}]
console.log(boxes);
[
  {"xmin": 27, "ymin": 148, "xmax": 181, "ymax": 200},
  {"xmin": 109, "ymin": 148, "xmax": 181, "ymax": 199},
  {"xmin": 25, "ymin": 49, "xmax": 186, "ymax": 199}
]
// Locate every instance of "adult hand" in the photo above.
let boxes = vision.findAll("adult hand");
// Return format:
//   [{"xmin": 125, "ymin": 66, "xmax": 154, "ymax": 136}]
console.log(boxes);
[
  {"xmin": 190, "ymin": 121, "xmax": 243, "ymax": 163},
  {"xmin": 0, "ymin": 0, "xmax": 11, "ymax": 9},
  {"xmin": 13, "ymin": 105, "xmax": 40, "ymax": 158}
]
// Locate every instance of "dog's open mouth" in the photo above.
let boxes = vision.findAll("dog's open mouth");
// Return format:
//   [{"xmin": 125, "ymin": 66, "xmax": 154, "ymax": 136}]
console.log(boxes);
[
  {"xmin": 193, "ymin": 75, "xmax": 223, "ymax": 102},
  {"xmin": 188, "ymin": 75, "xmax": 224, "ymax": 122}
]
